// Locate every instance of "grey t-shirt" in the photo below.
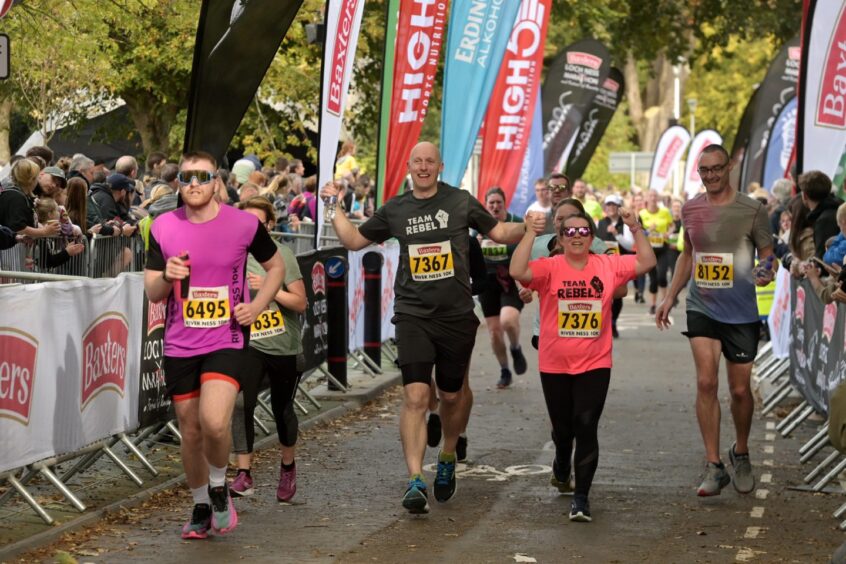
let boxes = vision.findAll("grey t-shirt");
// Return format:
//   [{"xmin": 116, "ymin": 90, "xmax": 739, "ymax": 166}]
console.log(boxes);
[
  {"xmin": 359, "ymin": 182, "xmax": 498, "ymax": 318},
  {"xmin": 682, "ymin": 192, "xmax": 772, "ymax": 324}
]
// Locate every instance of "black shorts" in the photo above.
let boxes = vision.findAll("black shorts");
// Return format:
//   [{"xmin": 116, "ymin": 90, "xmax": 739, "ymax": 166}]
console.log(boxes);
[
  {"xmin": 394, "ymin": 313, "xmax": 479, "ymax": 393},
  {"xmin": 682, "ymin": 311, "xmax": 760, "ymax": 364},
  {"xmin": 479, "ymin": 271, "xmax": 524, "ymax": 318},
  {"xmin": 164, "ymin": 348, "xmax": 246, "ymax": 402}
]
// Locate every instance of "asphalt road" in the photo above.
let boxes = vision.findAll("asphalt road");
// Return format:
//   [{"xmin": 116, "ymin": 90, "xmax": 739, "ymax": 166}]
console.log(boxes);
[{"xmin": 12, "ymin": 298, "xmax": 845, "ymax": 563}]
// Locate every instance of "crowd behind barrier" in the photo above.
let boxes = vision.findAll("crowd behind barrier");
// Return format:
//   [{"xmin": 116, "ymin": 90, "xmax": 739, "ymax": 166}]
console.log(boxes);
[
  {"xmin": 0, "ymin": 218, "xmax": 397, "ymax": 526},
  {"xmin": 757, "ymin": 266, "xmax": 846, "ymax": 529}
]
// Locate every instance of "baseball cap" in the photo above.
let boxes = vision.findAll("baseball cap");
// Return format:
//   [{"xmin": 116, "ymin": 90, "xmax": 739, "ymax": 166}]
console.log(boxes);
[
  {"xmin": 604, "ymin": 194, "xmax": 623, "ymax": 206},
  {"xmin": 43, "ymin": 166, "xmax": 66, "ymax": 186},
  {"xmin": 107, "ymin": 173, "xmax": 135, "ymax": 191},
  {"xmin": 232, "ymin": 159, "xmax": 256, "ymax": 184}
]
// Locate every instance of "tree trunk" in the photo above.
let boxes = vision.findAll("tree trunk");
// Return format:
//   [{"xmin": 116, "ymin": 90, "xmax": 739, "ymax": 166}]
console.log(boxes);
[
  {"xmin": 0, "ymin": 97, "xmax": 12, "ymax": 165},
  {"xmin": 121, "ymin": 92, "xmax": 179, "ymax": 156},
  {"xmin": 624, "ymin": 51, "xmax": 688, "ymax": 152}
]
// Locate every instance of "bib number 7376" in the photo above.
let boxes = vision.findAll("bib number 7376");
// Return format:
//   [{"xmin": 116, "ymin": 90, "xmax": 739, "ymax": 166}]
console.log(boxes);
[{"xmin": 558, "ymin": 300, "xmax": 601, "ymax": 338}]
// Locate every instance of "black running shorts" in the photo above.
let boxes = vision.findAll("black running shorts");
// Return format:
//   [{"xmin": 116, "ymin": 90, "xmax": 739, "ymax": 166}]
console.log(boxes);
[
  {"xmin": 478, "ymin": 273, "xmax": 524, "ymax": 318},
  {"xmin": 394, "ymin": 312, "xmax": 479, "ymax": 392},
  {"xmin": 682, "ymin": 311, "xmax": 760, "ymax": 364},
  {"xmin": 163, "ymin": 348, "xmax": 246, "ymax": 401}
]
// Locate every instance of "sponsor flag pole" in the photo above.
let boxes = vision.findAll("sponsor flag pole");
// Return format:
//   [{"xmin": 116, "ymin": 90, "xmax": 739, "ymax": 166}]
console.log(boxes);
[{"xmin": 375, "ymin": 0, "xmax": 401, "ymax": 209}]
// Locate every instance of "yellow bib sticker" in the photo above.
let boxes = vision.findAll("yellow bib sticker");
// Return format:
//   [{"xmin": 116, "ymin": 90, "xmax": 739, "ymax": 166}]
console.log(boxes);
[
  {"xmin": 558, "ymin": 300, "xmax": 602, "ymax": 338},
  {"xmin": 648, "ymin": 232, "xmax": 665, "ymax": 248},
  {"xmin": 694, "ymin": 252, "xmax": 734, "ymax": 288},
  {"xmin": 605, "ymin": 241, "xmax": 620, "ymax": 255},
  {"xmin": 182, "ymin": 286, "xmax": 231, "ymax": 328},
  {"xmin": 250, "ymin": 309, "xmax": 286, "ymax": 340},
  {"xmin": 408, "ymin": 241, "xmax": 455, "ymax": 281},
  {"xmin": 480, "ymin": 239, "xmax": 508, "ymax": 261}
]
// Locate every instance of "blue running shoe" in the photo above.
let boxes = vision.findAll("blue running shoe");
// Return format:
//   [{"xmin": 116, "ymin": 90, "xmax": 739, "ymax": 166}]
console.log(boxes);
[
  {"xmin": 402, "ymin": 476, "xmax": 429, "ymax": 514},
  {"xmin": 181, "ymin": 503, "xmax": 211, "ymax": 539},
  {"xmin": 434, "ymin": 457, "xmax": 457, "ymax": 502}
]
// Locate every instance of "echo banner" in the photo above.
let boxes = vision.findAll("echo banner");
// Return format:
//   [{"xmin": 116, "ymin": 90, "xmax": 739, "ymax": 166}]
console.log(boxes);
[
  {"xmin": 477, "ymin": 0, "xmax": 551, "ymax": 203},
  {"xmin": 183, "ymin": 0, "xmax": 304, "ymax": 160},
  {"xmin": 381, "ymin": 0, "xmax": 449, "ymax": 204},
  {"xmin": 440, "ymin": 0, "xmax": 521, "ymax": 187},
  {"xmin": 316, "ymin": 0, "xmax": 366, "ymax": 243},
  {"xmin": 740, "ymin": 35, "xmax": 801, "ymax": 191},
  {"xmin": 797, "ymin": 1, "xmax": 846, "ymax": 181},
  {"xmin": 540, "ymin": 38, "xmax": 611, "ymax": 175},
  {"xmin": 564, "ymin": 67, "xmax": 624, "ymax": 180},
  {"xmin": 648, "ymin": 125, "xmax": 691, "ymax": 192},
  {"xmin": 682, "ymin": 129, "xmax": 723, "ymax": 198}
]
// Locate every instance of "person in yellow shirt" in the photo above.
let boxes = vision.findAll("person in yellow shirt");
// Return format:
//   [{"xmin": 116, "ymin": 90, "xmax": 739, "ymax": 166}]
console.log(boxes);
[
  {"xmin": 571, "ymin": 179, "xmax": 604, "ymax": 223},
  {"xmin": 335, "ymin": 140, "xmax": 361, "ymax": 181},
  {"xmin": 639, "ymin": 189, "xmax": 674, "ymax": 314}
]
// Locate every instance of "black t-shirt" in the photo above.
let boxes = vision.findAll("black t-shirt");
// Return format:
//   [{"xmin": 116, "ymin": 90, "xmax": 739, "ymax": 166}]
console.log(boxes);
[
  {"xmin": 358, "ymin": 182, "xmax": 498, "ymax": 318},
  {"xmin": 0, "ymin": 187, "xmax": 35, "ymax": 232}
]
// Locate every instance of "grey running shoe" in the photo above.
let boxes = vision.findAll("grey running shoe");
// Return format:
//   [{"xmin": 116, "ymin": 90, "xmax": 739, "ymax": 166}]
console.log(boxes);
[
  {"xmin": 550, "ymin": 458, "xmax": 575, "ymax": 495},
  {"xmin": 697, "ymin": 462, "xmax": 731, "ymax": 497},
  {"xmin": 729, "ymin": 443, "xmax": 755, "ymax": 494}
]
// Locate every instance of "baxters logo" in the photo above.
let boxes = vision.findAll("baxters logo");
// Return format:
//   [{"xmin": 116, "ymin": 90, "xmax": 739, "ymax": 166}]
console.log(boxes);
[
  {"xmin": 823, "ymin": 303, "xmax": 838, "ymax": 341},
  {"xmin": 147, "ymin": 300, "xmax": 166, "ymax": 335},
  {"xmin": 657, "ymin": 137, "xmax": 684, "ymax": 178},
  {"xmin": 416, "ymin": 245, "xmax": 442, "ymax": 255},
  {"xmin": 81, "ymin": 313, "xmax": 128, "ymax": 410},
  {"xmin": 700, "ymin": 255, "xmax": 724, "ymax": 264},
  {"xmin": 795, "ymin": 286, "xmax": 806, "ymax": 323},
  {"xmin": 567, "ymin": 303, "xmax": 593, "ymax": 311},
  {"xmin": 312, "ymin": 262, "xmax": 326, "ymax": 295},
  {"xmin": 566, "ymin": 51, "xmax": 602, "ymax": 70},
  {"xmin": 816, "ymin": 4, "xmax": 846, "ymax": 128},
  {"xmin": 0, "ymin": 328, "xmax": 37, "ymax": 425},
  {"xmin": 327, "ymin": 0, "xmax": 361, "ymax": 116},
  {"xmin": 603, "ymin": 78, "xmax": 619, "ymax": 92}
]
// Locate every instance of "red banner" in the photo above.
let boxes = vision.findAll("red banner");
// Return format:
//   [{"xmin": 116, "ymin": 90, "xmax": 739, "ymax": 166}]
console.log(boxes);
[
  {"xmin": 477, "ymin": 0, "xmax": 550, "ymax": 203},
  {"xmin": 382, "ymin": 0, "xmax": 448, "ymax": 202}
]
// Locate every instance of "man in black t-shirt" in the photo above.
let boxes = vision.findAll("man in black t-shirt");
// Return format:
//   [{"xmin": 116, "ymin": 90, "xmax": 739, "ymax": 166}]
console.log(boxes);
[{"xmin": 321, "ymin": 142, "xmax": 526, "ymax": 514}]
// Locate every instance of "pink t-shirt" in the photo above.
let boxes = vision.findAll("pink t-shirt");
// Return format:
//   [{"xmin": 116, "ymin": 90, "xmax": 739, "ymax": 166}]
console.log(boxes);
[{"xmin": 527, "ymin": 253, "xmax": 637, "ymax": 374}]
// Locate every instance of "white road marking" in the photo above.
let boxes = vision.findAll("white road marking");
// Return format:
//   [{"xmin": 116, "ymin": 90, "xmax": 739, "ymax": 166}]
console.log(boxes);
[
  {"xmin": 736, "ymin": 547, "xmax": 766, "ymax": 561},
  {"xmin": 766, "ymin": 422, "xmax": 775, "ymax": 430},
  {"xmin": 763, "ymin": 445, "xmax": 774, "ymax": 454},
  {"xmin": 744, "ymin": 526, "xmax": 761, "ymax": 539},
  {"xmin": 765, "ymin": 433, "xmax": 776, "ymax": 441},
  {"xmin": 760, "ymin": 473, "xmax": 772, "ymax": 484},
  {"xmin": 750, "ymin": 506, "xmax": 765, "ymax": 518},
  {"xmin": 755, "ymin": 489, "xmax": 769, "ymax": 500},
  {"xmin": 762, "ymin": 459, "xmax": 774, "ymax": 467}
]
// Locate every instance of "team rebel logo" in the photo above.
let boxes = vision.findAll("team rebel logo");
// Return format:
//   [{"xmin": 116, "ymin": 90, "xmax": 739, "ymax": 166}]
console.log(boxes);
[
  {"xmin": 816, "ymin": 3, "xmax": 846, "ymax": 128},
  {"xmin": 81, "ymin": 312, "xmax": 129, "ymax": 410},
  {"xmin": 311, "ymin": 262, "xmax": 326, "ymax": 296},
  {"xmin": 0, "ymin": 328, "xmax": 38, "ymax": 425}
]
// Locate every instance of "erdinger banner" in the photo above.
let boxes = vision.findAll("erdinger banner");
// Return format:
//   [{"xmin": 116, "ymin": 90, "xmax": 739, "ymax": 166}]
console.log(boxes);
[
  {"xmin": 729, "ymin": 87, "xmax": 760, "ymax": 190},
  {"xmin": 798, "ymin": 1, "xmax": 846, "ymax": 180},
  {"xmin": 316, "ymin": 0, "xmax": 366, "ymax": 243},
  {"xmin": 0, "ymin": 274, "xmax": 143, "ymax": 474},
  {"xmin": 682, "ymin": 129, "xmax": 723, "ymax": 198},
  {"xmin": 440, "ymin": 0, "xmax": 521, "ymax": 187},
  {"xmin": 183, "ymin": 0, "xmax": 305, "ymax": 160},
  {"xmin": 789, "ymin": 278, "xmax": 846, "ymax": 416},
  {"xmin": 541, "ymin": 38, "xmax": 611, "ymax": 175},
  {"xmin": 648, "ymin": 125, "xmax": 691, "ymax": 192},
  {"xmin": 763, "ymin": 96, "xmax": 798, "ymax": 190},
  {"xmin": 740, "ymin": 35, "xmax": 801, "ymax": 191},
  {"xmin": 508, "ymin": 89, "xmax": 544, "ymax": 216},
  {"xmin": 380, "ymin": 0, "xmax": 449, "ymax": 204},
  {"xmin": 478, "ymin": 0, "xmax": 551, "ymax": 203},
  {"xmin": 564, "ymin": 67, "xmax": 625, "ymax": 180}
]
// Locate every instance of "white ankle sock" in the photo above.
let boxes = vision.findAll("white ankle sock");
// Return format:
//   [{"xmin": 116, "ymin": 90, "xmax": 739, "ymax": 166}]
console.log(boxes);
[
  {"xmin": 191, "ymin": 485, "xmax": 210, "ymax": 505},
  {"xmin": 209, "ymin": 464, "xmax": 227, "ymax": 488}
]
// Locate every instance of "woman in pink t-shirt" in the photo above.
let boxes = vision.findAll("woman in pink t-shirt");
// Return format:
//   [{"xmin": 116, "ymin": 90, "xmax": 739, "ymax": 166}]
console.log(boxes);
[{"xmin": 511, "ymin": 210, "xmax": 655, "ymax": 522}]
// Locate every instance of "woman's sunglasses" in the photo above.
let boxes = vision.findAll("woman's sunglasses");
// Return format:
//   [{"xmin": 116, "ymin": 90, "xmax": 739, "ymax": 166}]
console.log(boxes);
[
  {"xmin": 177, "ymin": 170, "xmax": 216, "ymax": 185},
  {"xmin": 561, "ymin": 226, "xmax": 591, "ymax": 238}
]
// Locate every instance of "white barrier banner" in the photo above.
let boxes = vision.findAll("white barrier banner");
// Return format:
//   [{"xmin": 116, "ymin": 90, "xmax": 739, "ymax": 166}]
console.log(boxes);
[
  {"xmin": 0, "ymin": 273, "xmax": 143, "ymax": 474},
  {"xmin": 347, "ymin": 240, "xmax": 399, "ymax": 351},
  {"xmin": 768, "ymin": 264, "xmax": 792, "ymax": 359}
]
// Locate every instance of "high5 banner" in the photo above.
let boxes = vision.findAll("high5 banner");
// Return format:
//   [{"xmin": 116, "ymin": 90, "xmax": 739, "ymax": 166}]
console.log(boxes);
[
  {"xmin": 440, "ymin": 0, "xmax": 521, "ymax": 187},
  {"xmin": 380, "ymin": 0, "xmax": 449, "ymax": 204},
  {"xmin": 477, "ymin": 0, "xmax": 550, "ymax": 203}
]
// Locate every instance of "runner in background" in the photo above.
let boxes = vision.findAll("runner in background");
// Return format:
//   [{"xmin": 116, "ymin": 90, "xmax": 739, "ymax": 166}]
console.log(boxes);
[
  {"xmin": 228, "ymin": 197, "xmax": 306, "ymax": 504},
  {"xmin": 639, "ymin": 189, "xmax": 674, "ymax": 315},
  {"xmin": 144, "ymin": 151, "xmax": 285, "ymax": 539},
  {"xmin": 320, "ymin": 142, "xmax": 526, "ymax": 514},
  {"xmin": 655, "ymin": 144, "xmax": 774, "ymax": 497},
  {"xmin": 474, "ymin": 186, "xmax": 530, "ymax": 389},
  {"xmin": 596, "ymin": 194, "xmax": 635, "ymax": 338},
  {"xmin": 511, "ymin": 208, "xmax": 655, "ymax": 522}
]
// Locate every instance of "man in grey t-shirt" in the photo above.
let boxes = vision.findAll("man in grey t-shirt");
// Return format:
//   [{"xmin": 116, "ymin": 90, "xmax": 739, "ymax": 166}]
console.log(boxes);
[
  {"xmin": 656, "ymin": 144, "xmax": 774, "ymax": 498},
  {"xmin": 320, "ymin": 142, "xmax": 526, "ymax": 514}
]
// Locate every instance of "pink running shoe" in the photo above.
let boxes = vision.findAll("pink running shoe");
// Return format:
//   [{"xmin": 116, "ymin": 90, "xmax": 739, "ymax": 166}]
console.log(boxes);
[
  {"xmin": 277, "ymin": 461, "xmax": 297, "ymax": 502},
  {"xmin": 230, "ymin": 470, "xmax": 254, "ymax": 497},
  {"xmin": 181, "ymin": 503, "xmax": 211, "ymax": 539},
  {"xmin": 209, "ymin": 484, "xmax": 238, "ymax": 534}
]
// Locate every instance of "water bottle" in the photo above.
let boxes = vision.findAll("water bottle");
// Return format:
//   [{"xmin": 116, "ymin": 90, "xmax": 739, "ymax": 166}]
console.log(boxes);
[
  {"xmin": 754, "ymin": 255, "xmax": 774, "ymax": 281},
  {"xmin": 178, "ymin": 252, "xmax": 191, "ymax": 300},
  {"xmin": 324, "ymin": 195, "xmax": 338, "ymax": 221}
]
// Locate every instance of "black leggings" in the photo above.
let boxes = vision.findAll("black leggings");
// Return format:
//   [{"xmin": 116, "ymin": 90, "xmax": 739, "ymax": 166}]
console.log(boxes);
[
  {"xmin": 540, "ymin": 368, "xmax": 611, "ymax": 498},
  {"xmin": 647, "ymin": 246, "xmax": 671, "ymax": 294},
  {"xmin": 233, "ymin": 349, "xmax": 301, "ymax": 453},
  {"xmin": 612, "ymin": 297, "xmax": 623, "ymax": 326}
]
